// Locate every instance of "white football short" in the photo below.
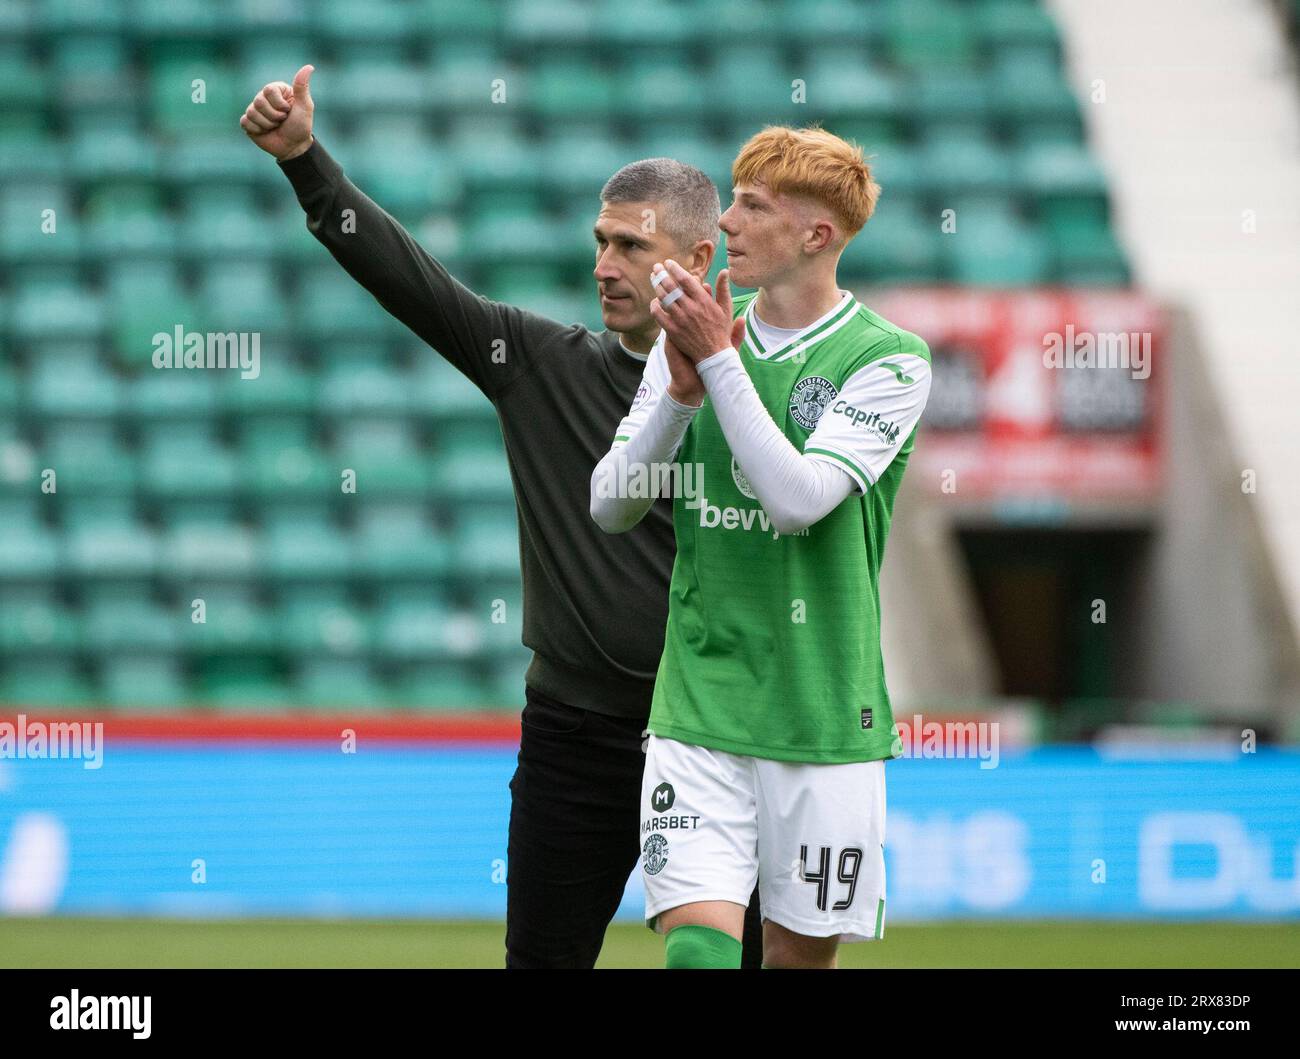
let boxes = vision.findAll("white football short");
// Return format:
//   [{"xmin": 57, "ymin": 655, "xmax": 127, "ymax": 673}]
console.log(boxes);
[{"xmin": 639, "ymin": 733, "xmax": 887, "ymax": 942}]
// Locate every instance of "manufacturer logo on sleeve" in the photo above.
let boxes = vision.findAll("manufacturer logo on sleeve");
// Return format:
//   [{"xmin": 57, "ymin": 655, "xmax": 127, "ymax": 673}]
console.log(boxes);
[
  {"xmin": 789, "ymin": 376, "xmax": 838, "ymax": 429},
  {"xmin": 630, "ymin": 381, "xmax": 654, "ymax": 411}
]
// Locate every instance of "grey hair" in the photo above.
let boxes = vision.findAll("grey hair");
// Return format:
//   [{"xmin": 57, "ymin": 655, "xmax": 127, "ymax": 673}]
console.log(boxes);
[{"xmin": 600, "ymin": 158, "xmax": 721, "ymax": 250}]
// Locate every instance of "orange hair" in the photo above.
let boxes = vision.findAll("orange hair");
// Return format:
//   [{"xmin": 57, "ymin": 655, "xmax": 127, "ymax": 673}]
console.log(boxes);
[{"xmin": 732, "ymin": 126, "xmax": 880, "ymax": 237}]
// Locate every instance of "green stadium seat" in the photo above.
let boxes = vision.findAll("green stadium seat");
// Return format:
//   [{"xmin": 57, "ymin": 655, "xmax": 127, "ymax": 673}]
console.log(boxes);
[
  {"xmin": 0, "ymin": 589, "xmax": 81, "ymax": 654},
  {"xmin": 181, "ymin": 585, "xmax": 277, "ymax": 651},
  {"xmin": 909, "ymin": 69, "xmax": 994, "ymax": 130},
  {"xmin": 84, "ymin": 184, "xmax": 177, "ymax": 259},
  {"xmin": 151, "ymin": 60, "xmax": 245, "ymax": 139},
  {"xmin": 529, "ymin": 62, "xmax": 616, "ymax": 119},
  {"xmin": 25, "ymin": 348, "xmax": 119, "ymax": 417},
  {"xmin": 195, "ymin": 261, "xmax": 282, "ymax": 335},
  {"xmin": 842, "ymin": 200, "xmax": 943, "ymax": 282},
  {"xmin": 64, "ymin": 505, "xmax": 160, "ymax": 579},
  {"xmin": 324, "ymin": 59, "xmax": 430, "ymax": 115},
  {"xmin": 195, "ymin": 656, "xmax": 293, "ymax": 711},
  {"xmin": 180, "ymin": 187, "xmax": 273, "ymax": 261},
  {"xmin": 67, "ymin": 127, "xmax": 161, "ymax": 184},
  {"xmin": 0, "ymin": 181, "xmax": 81, "ymax": 264},
  {"xmin": 275, "ymin": 586, "xmax": 370, "ymax": 654},
  {"xmin": 453, "ymin": 509, "xmax": 521, "ymax": 577},
  {"xmin": 0, "ymin": 660, "xmax": 95, "ymax": 706},
  {"xmin": 99, "ymin": 656, "xmax": 190, "ymax": 710},
  {"xmin": 803, "ymin": 52, "xmax": 900, "ymax": 122},
  {"xmin": 989, "ymin": 50, "xmax": 1080, "ymax": 127},
  {"xmin": 980, "ymin": 0, "xmax": 1061, "ymax": 51},
  {"xmin": 294, "ymin": 265, "xmax": 395, "ymax": 342},
  {"xmin": 0, "ymin": 503, "xmax": 60, "ymax": 580},
  {"xmin": 216, "ymin": 355, "xmax": 318, "ymax": 417},
  {"xmin": 41, "ymin": 423, "xmax": 138, "ymax": 496},
  {"xmin": 537, "ymin": 130, "xmax": 636, "ymax": 195},
  {"xmin": 614, "ymin": 58, "xmax": 711, "ymax": 123},
  {"xmin": 51, "ymin": 35, "xmax": 135, "ymax": 109},
  {"xmin": 420, "ymin": 0, "xmax": 505, "ymax": 39},
  {"xmin": 374, "ymin": 588, "xmax": 463, "ymax": 659},
  {"xmin": 504, "ymin": 0, "xmax": 598, "ymax": 47},
  {"xmin": 319, "ymin": 362, "xmax": 412, "ymax": 417},
  {"xmin": 592, "ymin": 1, "xmax": 696, "ymax": 48},
  {"xmin": 139, "ymin": 425, "xmax": 240, "ymax": 499},
  {"xmin": 0, "ymin": 44, "xmax": 49, "ymax": 111},
  {"xmin": 445, "ymin": 117, "xmax": 540, "ymax": 190},
  {"xmin": 293, "ymin": 659, "xmax": 389, "ymax": 710},
  {"xmin": 128, "ymin": 368, "xmax": 219, "ymax": 421},
  {"xmin": 331, "ymin": 420, "xmax": 434, "ymax": 496},
  {"xmin": 409, "ymin": 357, "xmax": 489, "ymax": 418},
  {"xmin": 240, "ymin": 419, "xmax": 333, "ymax": 499},
  {"xmin": 778, "ymin": 0, "xmax": 886, "ymax": 47},
  {"xmin": 710, "ymin": 47, "xmax": 799, "ymax": 122},
  {"xmin": 916, "ymin": 133, "xmax": 1018, "ymax": 197},
  {"xmin": 394, "ymin": 662, "xmax": 491, "ymax": 710},
  {"xmin": 81, "ymin": 585, "xmax": 179, "ymax": 651},
  {"xmin": 36, "ymin": 0, "xmax": 127, "ymax": 33},
  {"xmin": 319, "ymin": 0, "xmax": 416, "ymax": 43},
  {"xmin": 434, "ymin": 423, "xmax": 514, "ymax": 503},
  {"xmin": 354, "ymin": 503, "xmax": 451, "ymax": 579},
  {"xmin": 262, "ymin": 507, "xmax": 353, "ymax": 580},
  {"xmin": 161, "ymin": 515, "xmax": 259, "ymax": 581},
  {"xmin": 349, "ymin": 127, "xmax": 461, "ymax": 216},
  {"xmin": 0, "ymin": 126, "xmax": 67, "ymax": 180},
  {"xmin": 107, "ymin": 260, "xmax": 199, "ymax": 370},
  {"xmin": 945, "ymin": 209, "xmax": 1053, "ymax": 285},
  {"xmin": 885, "ymin": 0, "xmax": 978, "ymax": 68}
]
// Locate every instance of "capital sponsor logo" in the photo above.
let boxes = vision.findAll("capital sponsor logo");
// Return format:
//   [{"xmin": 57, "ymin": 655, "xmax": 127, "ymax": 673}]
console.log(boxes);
[{"xmin": 832, "ymin": 400, "xmax": 901, "ymax": 444}]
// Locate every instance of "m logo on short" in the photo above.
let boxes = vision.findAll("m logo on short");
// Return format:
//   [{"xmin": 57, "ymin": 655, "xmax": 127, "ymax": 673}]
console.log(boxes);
[{"xmin": 650, "ymin": 781, "xmax": 675, "ymax": 812}]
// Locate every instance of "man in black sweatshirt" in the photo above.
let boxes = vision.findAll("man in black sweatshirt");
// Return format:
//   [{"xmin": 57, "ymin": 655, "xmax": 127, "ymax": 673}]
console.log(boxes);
[{"xmin": 241, "ymin": 65, "xmax": 762, "ymax": 967}]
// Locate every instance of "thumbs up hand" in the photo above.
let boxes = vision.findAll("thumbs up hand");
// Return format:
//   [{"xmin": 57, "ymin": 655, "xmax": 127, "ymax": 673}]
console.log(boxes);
[{"xmin": 240, "ymin": 64, "xmax": 316, "ymax": 161}]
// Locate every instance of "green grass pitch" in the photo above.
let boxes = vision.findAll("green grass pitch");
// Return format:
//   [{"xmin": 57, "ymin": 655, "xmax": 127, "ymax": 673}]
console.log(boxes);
[{"xmin": 1, "ymin": 919, "xmax": 1296, "ymax": 968}]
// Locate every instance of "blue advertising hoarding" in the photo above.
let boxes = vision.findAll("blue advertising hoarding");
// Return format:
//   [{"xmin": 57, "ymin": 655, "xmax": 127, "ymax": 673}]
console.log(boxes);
[{"xmin": 1, "ymin": 745, "xmax": 1296, "ymax": 921}]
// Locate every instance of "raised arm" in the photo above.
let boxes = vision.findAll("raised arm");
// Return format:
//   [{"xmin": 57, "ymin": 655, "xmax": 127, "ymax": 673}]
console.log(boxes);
[{"xmin": 241, "ymin": 65, "xmax": 564, "ymax": 399}]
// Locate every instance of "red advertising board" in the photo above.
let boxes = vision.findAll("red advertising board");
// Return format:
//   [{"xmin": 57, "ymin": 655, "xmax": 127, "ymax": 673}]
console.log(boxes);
[{"xmin": 867, "ymin": 289, "xmax": 1165, "ymax": 502}]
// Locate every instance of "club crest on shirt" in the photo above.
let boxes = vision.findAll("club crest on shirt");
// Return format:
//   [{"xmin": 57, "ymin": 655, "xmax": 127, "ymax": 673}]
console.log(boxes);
[
  {"xmin": 731, "ymin": 457, "xmax": 756, "ymax": 499},
  {"xmin": 642, "ymin": 833, "xmax": 669, "ymax": 875},
  {"xmin": 789, "ymin": 376, "xmax": 838, "ymax": 429}
]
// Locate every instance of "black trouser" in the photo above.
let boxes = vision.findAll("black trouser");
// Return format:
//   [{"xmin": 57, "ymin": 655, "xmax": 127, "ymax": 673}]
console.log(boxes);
[{"xmin": 506, "ymin": 686, "xmax": 763, "ymax": 968}]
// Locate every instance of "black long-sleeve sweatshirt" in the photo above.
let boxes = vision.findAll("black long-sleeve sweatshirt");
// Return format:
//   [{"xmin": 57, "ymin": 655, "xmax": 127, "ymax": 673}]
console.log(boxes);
[{"xmin": 279, "ymin": 140, "xmax": 673, "ymax": 719}]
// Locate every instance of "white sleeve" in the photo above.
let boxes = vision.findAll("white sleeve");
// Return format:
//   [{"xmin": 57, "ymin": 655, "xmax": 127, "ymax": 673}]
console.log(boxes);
[
  {"xmin": 695, "ymin": 348, "xmax": 857, "ymax": 535},
  {"xmin": 590, "ymin": 335, "xmax": 702, "ymax": 534},
  {"xmin": 803, "ymin": 350, "xmax": 931, "ymax": 493}
]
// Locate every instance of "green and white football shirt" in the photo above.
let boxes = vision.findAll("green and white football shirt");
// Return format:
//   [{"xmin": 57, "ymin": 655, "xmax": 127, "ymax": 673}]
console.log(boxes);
[{"xmin": 612, "ymin": 290, "xmax": 931, "ymax": 763}]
